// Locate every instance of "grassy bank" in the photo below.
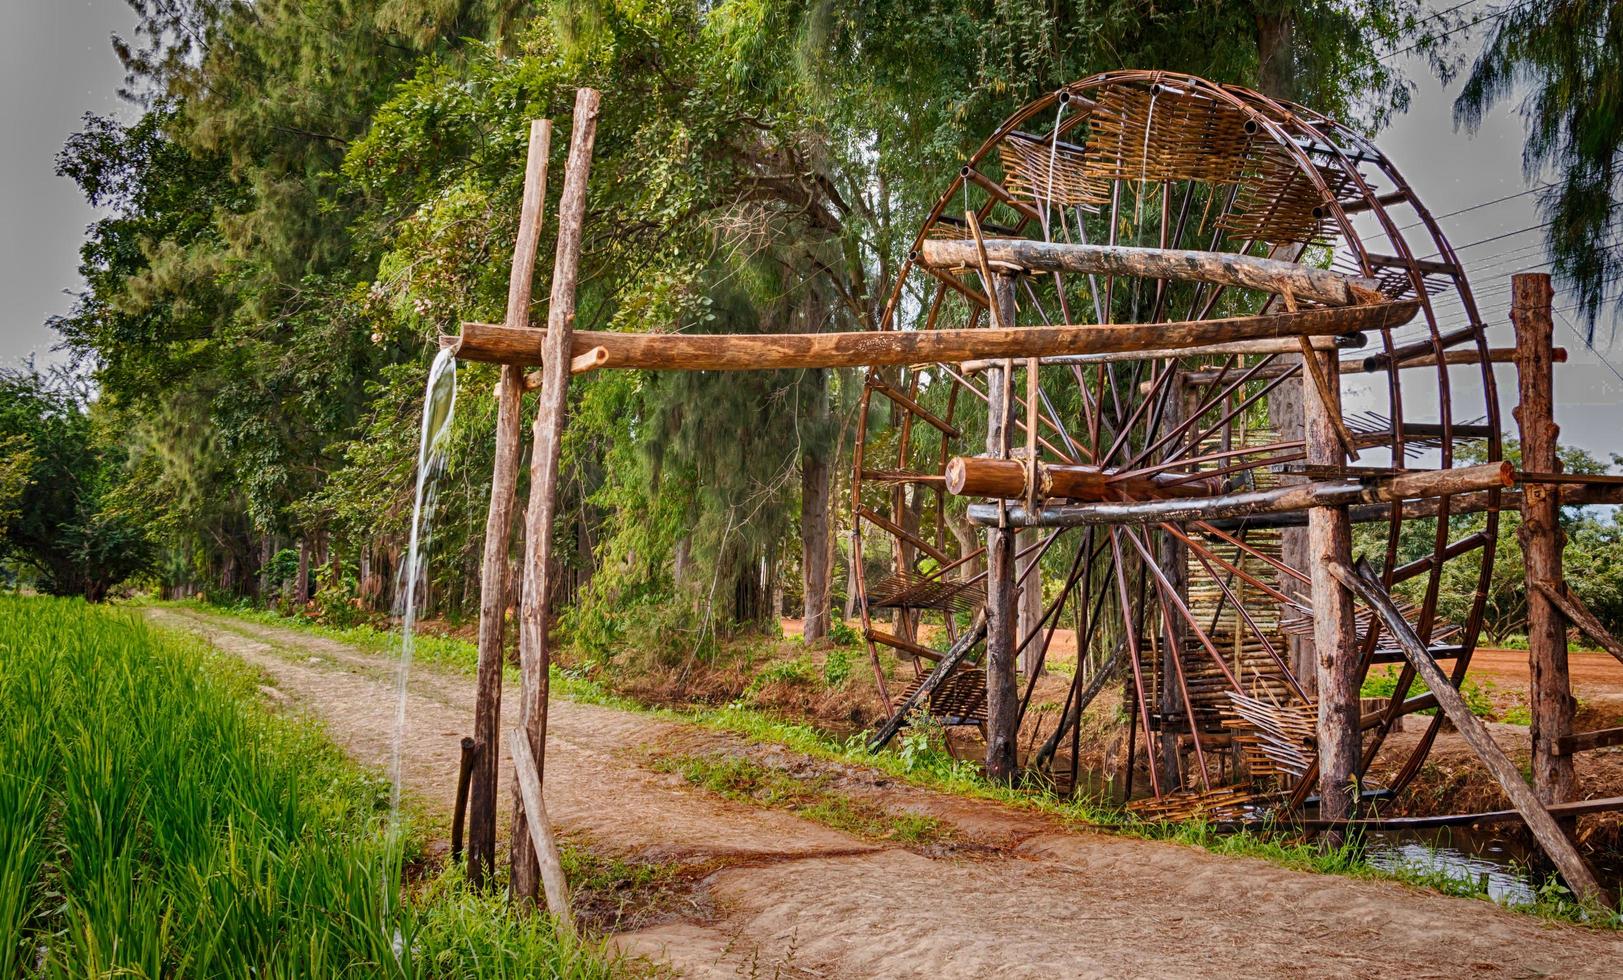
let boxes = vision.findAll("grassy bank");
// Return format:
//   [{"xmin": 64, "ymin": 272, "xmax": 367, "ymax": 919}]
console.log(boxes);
[
  {"xmin": 0, "ymin": 595, "xmax": 619, "ymax": 977},
  {"xmin": 162, "ymin": 598, "xmax": 1621, "ymax": 927}
]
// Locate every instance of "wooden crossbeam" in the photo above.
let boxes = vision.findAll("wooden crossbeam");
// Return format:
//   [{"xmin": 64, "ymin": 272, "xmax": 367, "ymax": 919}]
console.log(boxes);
[
  {"xmin": 451, "ymin": 300, "xmax": 1420, "ymax": 371},
  {"xmin": 919, "ymin": 238, "xmax": 1382, "ymax": 307},
  {"xmin": 1557, "ymin": 726, "xmax": 1623, "ymax": 756},
  {"xmin": 966, "ymin": 461, "xmax": 1513, "ymax": 527}
]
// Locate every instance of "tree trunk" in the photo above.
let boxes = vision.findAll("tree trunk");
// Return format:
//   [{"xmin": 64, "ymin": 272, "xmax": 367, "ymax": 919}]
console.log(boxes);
[
  {"xmin": 295, "ymin": 538, "xmax": 311, "ymax": 603},
  {"xmin": 801, "ymin": 401, "xmax": 833, "ymax": 644},
  {"xmin": 1257, "ymin": 6, "xmax": 1297, "ymax": 102}
]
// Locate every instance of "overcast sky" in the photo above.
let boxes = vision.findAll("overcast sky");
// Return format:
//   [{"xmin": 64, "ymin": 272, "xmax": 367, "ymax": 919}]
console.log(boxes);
[{"xmin": 3, "ymin": 1, "xmax": 1619, "ymax": 454}]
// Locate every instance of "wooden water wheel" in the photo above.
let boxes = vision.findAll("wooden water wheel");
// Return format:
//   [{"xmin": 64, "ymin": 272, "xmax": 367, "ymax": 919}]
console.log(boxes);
[{"xmin": 852, "ymin": 70, "xmax": 1504, "ymax": 815}]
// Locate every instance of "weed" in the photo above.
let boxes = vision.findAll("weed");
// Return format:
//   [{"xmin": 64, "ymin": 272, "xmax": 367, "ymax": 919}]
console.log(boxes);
[{"xmin": 822, "ymin": 646, "xmax": 853, "ymax": 687}]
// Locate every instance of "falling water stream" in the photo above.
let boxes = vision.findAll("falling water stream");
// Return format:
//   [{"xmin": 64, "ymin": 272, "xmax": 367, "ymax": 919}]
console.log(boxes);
[{"xmin": 390, "ymin": 347, "xmax": 458, "ymax": 828}]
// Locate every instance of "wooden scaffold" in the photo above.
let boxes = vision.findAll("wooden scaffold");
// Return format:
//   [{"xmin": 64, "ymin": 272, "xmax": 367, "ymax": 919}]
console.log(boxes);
[{"xmin": 448, "ymin": 72, "xmax": 1623, "ymax": 916}]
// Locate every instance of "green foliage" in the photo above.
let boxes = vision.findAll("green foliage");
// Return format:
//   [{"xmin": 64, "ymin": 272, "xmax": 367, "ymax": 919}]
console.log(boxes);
[
  {"xmin": 1454, "ymin": 1, "xmax": 1623, "ymax": 333},
  {"xmin": 1361, "ymin": 666, "xmax": 1496, "ymax": 718},
  {"xmin": 823, "ymin": 645, "xmax": 854, "ymax": 686},
  {"xmin": 0, "ymin": 594, "xmax": 614, "ymax": 976},
  {"xmin": 0, "ymin": 369, "xmax": 153, "ymax": 598}
]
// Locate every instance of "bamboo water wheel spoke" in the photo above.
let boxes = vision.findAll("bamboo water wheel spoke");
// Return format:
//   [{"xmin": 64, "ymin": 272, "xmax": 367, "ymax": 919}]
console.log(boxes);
[{"xmin": 852, "ymin": 71, "xmax": 1502, "ymax": 817}]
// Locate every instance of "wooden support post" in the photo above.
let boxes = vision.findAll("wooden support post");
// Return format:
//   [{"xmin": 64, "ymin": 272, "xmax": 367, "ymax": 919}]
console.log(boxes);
[
  {"xmin": 1157, "ymin": 377, "xmax": 1191, "ymax": 789},
  {"xmin": 1331, "ymin": 559, "xmax": 1605, "ymax": 907},
  {"xmin": 1513, "ymin": 272, "xmax": 1578, "ymax": 814},
  {"xmin": 984, "ymin": 272, "xmax": 1021, "ymax": 782},
  {"xmin": 1306, "ymin": 346, "xmax": 1359, "ymax": 824},
  {"xmin": 470, "ymin": 118, "xmax": 551, "ymax": 887},
  {"xmin": 511, "ymin": 89, "xmax": 599, "ymax": 906}
]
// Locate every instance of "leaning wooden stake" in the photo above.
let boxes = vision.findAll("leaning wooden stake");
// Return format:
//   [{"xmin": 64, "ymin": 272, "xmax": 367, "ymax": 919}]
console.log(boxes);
[
  {"xmin": 1513, "ymin": 272, "xmax": 1578, "ymax": 814},
  {"xmin": 511, "ymin": 89, "xmax": 599, "ymax": 905},
  {"xmin": 470, "ymin": 118, "xmax": 552, "ymax": 887},
  {"xmin": 1331, "ymin": 558, "xmax": 1605, "ymax": 907},
  {"xmin": 508, "ymin": 729, "xmax": 574, "ymax": 932}
]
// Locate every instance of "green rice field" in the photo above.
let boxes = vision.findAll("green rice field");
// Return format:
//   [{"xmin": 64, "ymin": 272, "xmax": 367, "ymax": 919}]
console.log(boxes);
[{"xmin": 0, "ymin": 595, "xmax": 618, "ymax": 978}]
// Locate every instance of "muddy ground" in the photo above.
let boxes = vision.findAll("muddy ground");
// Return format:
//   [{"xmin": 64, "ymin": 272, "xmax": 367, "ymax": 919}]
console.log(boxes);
[{"xmin": 147, "ymin": 605, "xmax": 1623, "ymax": 979}]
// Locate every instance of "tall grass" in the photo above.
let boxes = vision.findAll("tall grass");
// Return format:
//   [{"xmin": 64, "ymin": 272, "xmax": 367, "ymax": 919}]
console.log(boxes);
[{"xmin": 0, "ymin": 595, "xmax": 617, "ymax": 977}]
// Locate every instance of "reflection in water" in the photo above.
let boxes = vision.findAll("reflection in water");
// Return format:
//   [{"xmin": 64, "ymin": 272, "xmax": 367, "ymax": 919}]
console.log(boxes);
[{"xmin": 1364, "ymin": 830, "xmax": 1539, "ymax": 905}]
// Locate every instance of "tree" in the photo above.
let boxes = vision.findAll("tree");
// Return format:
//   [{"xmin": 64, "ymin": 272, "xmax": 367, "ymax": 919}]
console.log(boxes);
[
  {"xmin": 1455, "ymin": 1, "xmax": 1623, "ymax": 335},
  {"xmin": 0, "ymin": 369, "xmax": 153, "ymax": 599}
]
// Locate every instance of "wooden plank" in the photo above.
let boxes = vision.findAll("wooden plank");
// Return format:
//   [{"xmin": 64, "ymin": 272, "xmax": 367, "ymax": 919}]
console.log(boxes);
[
  {"xmin": 1330, "ymin": 557, "xmax": 1606, "ymax": 907},
  {"xmin": 919, "ymin": 238, "xmax": 1382, "ymax": 307},
  {"xmin": 470, "ymin": 117, "xmax": 551, "ymax": 888},
  {"xmin": 511, "ymin": 89, "xmax": 599, "ymax": 905},
  {"xmin": 452, "ymin": 300, "xmax": 1421, "ymax": 371},
  {"xmin": 507, "ymin": 730, "xmax": 574, "ymax": 932},
  {"xmin": 966, "ymin": 461, "xmax": 1514, "ymax": 527},
  {"xmin": 1557, "ymin": 726, "xmax": 1623, "ymax": 755}
]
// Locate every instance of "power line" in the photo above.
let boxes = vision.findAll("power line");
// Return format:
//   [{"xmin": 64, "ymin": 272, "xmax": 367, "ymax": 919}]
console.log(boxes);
[
  {"xmin": 1381, "ymin": 0, "xmax": 1532, "ymax": 62},
  {"xmin": 1554, "ymin": 307, "xmax": 1623, "ymax": 388},
  {"xmin": 1397, "ymin": 184, "xmax": 1550, "ymax": 232}
]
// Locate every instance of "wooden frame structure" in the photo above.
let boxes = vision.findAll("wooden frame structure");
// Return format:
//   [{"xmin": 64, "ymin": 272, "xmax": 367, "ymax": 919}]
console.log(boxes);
[{"xmin": 448, "ymin": 76, "xmax": 1623, "ymax": 914}]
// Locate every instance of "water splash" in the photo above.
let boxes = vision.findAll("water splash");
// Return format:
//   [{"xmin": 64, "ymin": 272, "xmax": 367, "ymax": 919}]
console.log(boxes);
[{"xmin": 389, "ymin": 347, "xmax": 458, "ymax": 828}]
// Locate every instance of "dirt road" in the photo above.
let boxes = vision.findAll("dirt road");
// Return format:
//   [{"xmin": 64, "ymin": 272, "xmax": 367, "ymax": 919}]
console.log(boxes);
[{"xmin": 149, "ymin": 606, "xmax": 1623, "ymax": 979}]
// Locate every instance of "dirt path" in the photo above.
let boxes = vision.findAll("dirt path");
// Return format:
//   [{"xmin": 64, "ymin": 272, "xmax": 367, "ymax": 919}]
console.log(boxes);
[{"xmin": 149, "ymin": 606, "xmax": 1623, "ymax": 979}]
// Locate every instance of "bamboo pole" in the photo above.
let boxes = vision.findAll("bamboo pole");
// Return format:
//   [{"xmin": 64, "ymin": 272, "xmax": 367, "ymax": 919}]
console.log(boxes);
[
  {"xmin": 964, "ymin": 461, "xmax": 1514, "ymax": 527},
  {"xmin": 470, "ymin": 118, "xmax": 551, "ymax": 887},
  {"xmin": 450, "ymin": 300, "xmax": 1420, "ymax": 370},
  {"xmin": 1330, "ymin": 558, "xmax": 1605, "ymax": 907},
  {"xmin": 511, "ymin": 89, "xmax": 599, "ymax": 905},
  {"xmin": 973, "ymin": 332, "xmax": 1358, "ymax": 375},
  {"xmin": 918, "ymin": 238, "xmax": 1383, "ymax": 307},
  {"xmin": 508, "ymin": 730, "xmax": 574, "ymax": 932},
  {"xmin": 1514, "ymin": 272, "xmax": 1577, "ymax": 814},
  {"xmin": 1175, "ymin": 346, "xmax": 1566, "ymax": 385}
]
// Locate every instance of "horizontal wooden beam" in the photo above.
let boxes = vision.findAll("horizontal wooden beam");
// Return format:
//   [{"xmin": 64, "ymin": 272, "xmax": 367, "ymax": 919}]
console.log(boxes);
[
  {"xmin": 866, "ymin": 628, "xmax": 943, "ymax": 662},
  {"xmin": 983, "ymin": 332, "xmax": 1361, "ymax": 376},
  {"xmin": 966, "ymin": 462, "xmax": 1513, "ymax": 527},
  {"xmin": 1180, "ymin": 346, "xmax": 1563, "ymax": 385},
  {"xmin": 1271, "ymin": 794, "xmax": 1623, "ymax": 832},
  {"xmin": 919, "ymin": 238, "xmax": 1382, "ymax": 307},
  {"xmin": 1557, "ymin": 726, "xmax": 1623, "ymax": 755},
  {"xmin": 451, "ymin": 301, "xmax": 1419, "ymax": 372},
  {"xmin": 1200, "ymin": 480, "xmax": 1623, "ymax": 531}
]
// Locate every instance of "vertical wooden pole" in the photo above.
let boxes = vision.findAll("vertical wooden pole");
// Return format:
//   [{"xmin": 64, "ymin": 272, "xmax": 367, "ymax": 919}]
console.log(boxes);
[
  {"xmin": 984, "ymin": 273, "xmax": 1021, "ymax": 781},
  {"xmin": 1513, "ymin": 272, "xmax": 1577, "ymax": 813},
  {"xmin": 469, "ymin": 118, "xmax": 551, "ymax": 889},
  {"xmin": 511, "ymin": 89, "xmax": 600, "ymax": 907},
  {"xmin": 1156, "ymin": 374, "xmax": 1190, "ymax": 790},
  {"xmin": 1307, "ymin": 347, "xmax": 1359, "ymax": 823}
]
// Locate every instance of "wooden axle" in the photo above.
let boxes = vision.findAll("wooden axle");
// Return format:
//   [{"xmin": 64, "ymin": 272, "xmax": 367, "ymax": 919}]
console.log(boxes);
[
  {"xmin": 918, "ymin": 238, "xmax": 1383, "ymax": 307},
  {"xmin": 965, "ymin": 461, "xmax": 1514, "ymax": 527},
  {"xmin": 451, "ymin": 300, "xmax": 1419, "ymax": 371},
  {"xmin": 944, "ymin": 456, "xmax": 1221, "ymax": 502}
]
